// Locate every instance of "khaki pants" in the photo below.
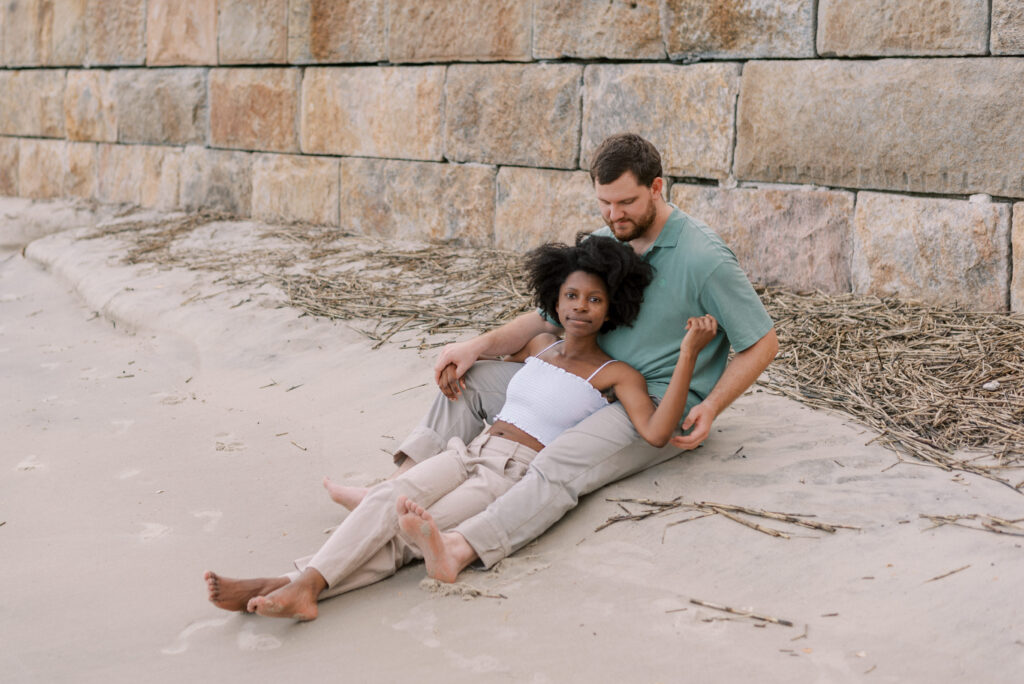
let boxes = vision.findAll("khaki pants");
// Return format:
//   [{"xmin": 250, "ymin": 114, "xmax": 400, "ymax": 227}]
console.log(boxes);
[
  {"xmin": 289, "ymin": 429, "xmax": 535, "ymax": 598},
  {"xmin": 395, "ymin": 361, "xmax": 689, "ymax": 568}
]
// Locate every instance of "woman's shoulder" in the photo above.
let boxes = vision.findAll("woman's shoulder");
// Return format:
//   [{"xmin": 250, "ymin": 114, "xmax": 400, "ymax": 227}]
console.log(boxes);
[
  {"xmin": 595, "ymin": 358, "xmax": 645, "ymax": 387},
  {"xmin": 523, "ymin": 332, "xmax": 561, "ymax": 358}
]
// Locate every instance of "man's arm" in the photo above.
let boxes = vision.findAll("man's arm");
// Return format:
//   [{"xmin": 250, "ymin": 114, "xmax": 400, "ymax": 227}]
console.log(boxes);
[
  {"xmin": 434, "ymin": 312, "xmax": 558, "ymax": 399},
  {"xmin": 669, "ymin": 328, "xmax": 778, "ymax": 450}
]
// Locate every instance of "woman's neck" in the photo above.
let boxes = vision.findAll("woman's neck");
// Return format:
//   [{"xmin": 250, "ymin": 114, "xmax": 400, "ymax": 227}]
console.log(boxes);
[{"xmin": 556, "ymin": 331, "xmax": 602, "ymax": 359}]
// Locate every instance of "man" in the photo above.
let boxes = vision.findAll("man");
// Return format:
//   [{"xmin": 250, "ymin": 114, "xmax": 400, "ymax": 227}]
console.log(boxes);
[{"xmin": 387, "ymin": 133, "xmax": 778, "ymax": 581}]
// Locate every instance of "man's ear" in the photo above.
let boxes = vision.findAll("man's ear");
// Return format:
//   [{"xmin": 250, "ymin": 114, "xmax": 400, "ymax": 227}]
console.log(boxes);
[{"xmin": 650, "ymin": 176, "xmax": 664, "ymax": 198}]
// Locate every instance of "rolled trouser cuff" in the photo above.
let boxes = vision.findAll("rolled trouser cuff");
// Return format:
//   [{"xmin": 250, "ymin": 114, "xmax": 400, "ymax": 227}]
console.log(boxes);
[
  {"xmin": 453, "ymin": 509, "xmax": 508, "ymax": 570},
  {"xmin": 394, "ymin": 425, "xmax": 447, "ymax": 465}
]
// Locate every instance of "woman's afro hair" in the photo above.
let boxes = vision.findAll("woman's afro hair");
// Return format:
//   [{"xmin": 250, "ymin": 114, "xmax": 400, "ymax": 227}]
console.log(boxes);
[{"xmin": 524, "ymin": 233, "xmax": 653, "ymax": 333}]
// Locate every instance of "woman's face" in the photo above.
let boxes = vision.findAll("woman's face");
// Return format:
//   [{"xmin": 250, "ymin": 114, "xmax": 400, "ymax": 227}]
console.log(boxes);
[{"xmin": 556, "ymin": 270, "xmax": 610, "ymax": 335}]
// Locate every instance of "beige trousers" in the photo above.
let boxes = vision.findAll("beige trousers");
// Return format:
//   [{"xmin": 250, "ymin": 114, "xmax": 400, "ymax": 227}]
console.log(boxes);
[
  {"xmin": 395, "ymin": 361, "xmax": 690, "ymax": 569},
  {"xmin": 288, "ymin": 430, "xmax": 536, "ymax": 599}
]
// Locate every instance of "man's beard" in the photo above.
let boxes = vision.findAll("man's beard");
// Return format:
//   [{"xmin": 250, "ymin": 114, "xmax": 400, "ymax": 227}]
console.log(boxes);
[{"xmin": 606, "ymin": 200, "xmax": 657, "ymax": 242}]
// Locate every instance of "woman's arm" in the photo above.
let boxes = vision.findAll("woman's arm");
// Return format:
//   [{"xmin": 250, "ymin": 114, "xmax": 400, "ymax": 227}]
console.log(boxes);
[{"xmin": 612, "ymin": 315, "xmax": 718, "ymax": 447}]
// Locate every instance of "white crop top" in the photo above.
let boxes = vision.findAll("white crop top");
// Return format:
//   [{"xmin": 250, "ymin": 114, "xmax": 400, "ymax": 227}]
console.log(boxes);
[{"xmin": 494, "ymin": 341, "xmax": 617, "ymax": 446}]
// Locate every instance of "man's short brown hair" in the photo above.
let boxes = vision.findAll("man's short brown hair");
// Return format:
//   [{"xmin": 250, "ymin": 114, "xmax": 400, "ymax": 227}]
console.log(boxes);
[{"xmin": 588, "ymin": 133, "xmax": 663, "ymax": 187}]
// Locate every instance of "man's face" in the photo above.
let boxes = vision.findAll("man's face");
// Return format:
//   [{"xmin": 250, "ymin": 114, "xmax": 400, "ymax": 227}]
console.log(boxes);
[{"xmin": 594, "ymin": 172, "xmax": 660, "ymax": 243}]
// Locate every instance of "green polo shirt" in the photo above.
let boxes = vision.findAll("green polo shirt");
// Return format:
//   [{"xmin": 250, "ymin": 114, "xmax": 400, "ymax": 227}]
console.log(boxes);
[{"xmin": 567, "ymin": 208, "xmax": 774, "ymax": 409}]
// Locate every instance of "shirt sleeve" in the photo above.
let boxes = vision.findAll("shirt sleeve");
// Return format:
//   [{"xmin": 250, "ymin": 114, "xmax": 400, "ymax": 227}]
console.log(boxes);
[{"xmin": 697, "ymin": 260, "xmax": 774, "ymax": 353}]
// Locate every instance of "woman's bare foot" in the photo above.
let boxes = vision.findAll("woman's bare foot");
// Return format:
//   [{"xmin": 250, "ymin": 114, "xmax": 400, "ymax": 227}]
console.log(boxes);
[
  {"xmin": 322, "ymin": 476, "xmax": 368, "ymax": 510},
  {"xmin": 246, "ymin": 568, "xmax": 327, "ymax": 621},
  {"xmin": 204, "ymin": 571, "xmax": 289, "ymax": 612},
  {"xmin": 396, "ymin": 496, "xmax": 463, "ymax": 584}
]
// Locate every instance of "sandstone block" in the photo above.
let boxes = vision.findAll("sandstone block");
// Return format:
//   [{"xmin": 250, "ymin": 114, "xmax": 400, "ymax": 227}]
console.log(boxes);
[
  {"xmin": 64, "ymin": 70, "xmax": 118, "ymax": 142},
  {"xmin": 2, "ymin": 0, "xmax": 87, "ymax": 66},
  {"xmin": 445, "ymin": 64, "xmax": 582, "ymax": 169},
  {"xmin": 218, "ymin": 0, "xmax": 288, "ymax": 64},
  {"xmin": 180, "ymin": 146, "xmax": 252, "ymax": 215},
  {"xmin": 288, "ymin": 0, "xmax": 387, "ymax": 63},
  {"xmin": 66, "ymin": 141, "xmax": 97, "ymax": 199},
  {"xmin": 494, "ymin": 167, "xmax": 598, "ymax": 252},
  {"xmin": 582, "ymin": 63, "xmax": 740, "ymax": 180},
  {"xmin": 0, "ymin": 69, "xmax": 66, "ymax": 137},
  {"xmin": 661, "ymin": 0, "xmax": 814, "ymax": 59},
  {"xmin": 146, "ymin": 0, "xmax": 217, "ymax": 66},
  {"xmin": 301, "ymin": 67, "xmax": 444, "ymax": 161},
  {"xmin": 992, "ymin": 0, "xmax": 1024, "ymax": 54},
  {"xmin": 339, "ymin": 159, "xmax": 496, "ymax": 244},
  {"xmin": 389, "ymin": 0, "xmax": 531, "ymax": 62},
  {"xmin": 1012, "ymin": 204, "xmax": 1024, "ymax": 312},
  {"xmin": 116, "ymin": 69, "xmax": 207, "ymax": 145},
  {"xmin": 533, "ymin": 0, "xmax": 665, "ymax": 59},
  {"xmin": 736, "ymin": 59, "xmax": 1024, "ymax": 200},
  {"xmin": 210, "ymin": 68, "xmax": 299, "ymax": 153},
  {"xmin": 85, "ymin": 0, "xmax": 146, "ymax": 66},
  {"xmin": 852, "ymin": 192, "xmax": 1010, "ymax": 311},
  {"xmin": 96, "ymin": 144, "xmax": 180, "ymax": 209},
  {"xmin": 671, "ymin": 184, "xmax": 855, "ymax": 293},
  {"xmin": 0, "ymin": 138, "xmax": 18, "ymax": 195},
  {"xmin": 18, "ymin": 139, "xmax": 66, "ymax": 199},
  {"xmin": 818, "ymin": 0, "xmax": 988, "ymax": 56},
  {"xmin": 252, "ymin": 154, "xmax": 338, "ymax": 226}
]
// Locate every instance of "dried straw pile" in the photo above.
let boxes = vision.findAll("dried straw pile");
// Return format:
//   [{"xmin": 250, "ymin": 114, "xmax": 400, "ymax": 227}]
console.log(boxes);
[{"xmin": 85, "ymin": 216, "xmax": 1024, "ymax": 488}]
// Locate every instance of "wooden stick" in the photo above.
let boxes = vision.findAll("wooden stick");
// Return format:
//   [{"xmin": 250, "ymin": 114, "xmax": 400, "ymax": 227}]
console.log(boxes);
[{"xmin": 689, "ymin": 598, "xmax": 794, "ymax": 627}]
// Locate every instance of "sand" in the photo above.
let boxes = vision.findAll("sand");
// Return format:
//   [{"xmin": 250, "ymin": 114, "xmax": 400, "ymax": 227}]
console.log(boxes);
[{"xmin": 2, "ymin": 199, "xmax": 1021, "ymax": 683}]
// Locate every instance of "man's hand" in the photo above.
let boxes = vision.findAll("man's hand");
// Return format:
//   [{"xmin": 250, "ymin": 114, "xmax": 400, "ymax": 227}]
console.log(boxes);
[
  {"xmin": 670, "ymin": 400, "xmax": 715, "ymax": 450},
  {"xmin": 433, "ymin": 340, "xmax": 481, "ymax": 400}
]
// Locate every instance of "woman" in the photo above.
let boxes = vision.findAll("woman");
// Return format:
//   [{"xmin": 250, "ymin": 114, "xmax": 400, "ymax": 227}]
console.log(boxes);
[{"xmin": 205, "ymin": 235, "xmax": 716, "ymax": 621}]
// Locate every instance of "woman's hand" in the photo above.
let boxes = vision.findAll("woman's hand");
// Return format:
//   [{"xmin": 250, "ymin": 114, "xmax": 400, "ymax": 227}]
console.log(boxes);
[{"xmin": 681, "ymin": 315, "xmax": 717, "ymax": 355}]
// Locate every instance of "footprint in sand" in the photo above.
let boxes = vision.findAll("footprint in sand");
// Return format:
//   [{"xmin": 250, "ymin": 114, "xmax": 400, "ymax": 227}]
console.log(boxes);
[
  {"xmin": 15, "ymin": 455, "xmax": 45, "ymax": 472},
  {"xmin": 117, "ymin": 469, "xmax": 141, "ymax": 480},
  {"xmin": 161, "ymin": 618, "xmax": 281, "ymax": 655},
  {"xmin": 214, "ymin": 433, "xmax": 245, "ymax": 452},
  {"xmin": 40, "ymin": 362, "xmax": 60, "ymax": 370},
  {"xmin": 151, "ymin": 391, "xmax": 187, "ymax": 405},
  {"xmin": 193, "ymin": 510, "xmax": 222, "ymax": 533},
  {"xmin": 139, "ymin": 522, "xmax": 171, "ymax": 541},
  {"xmin": 161, "ymin": 616, "xmax": 232, "ymax": 655},
  {"xmin": 236, "ymin": 624, "xmax": 282, "ymax": 651},
  {"xmin": 390, "ymin": 604, "xmax": 441, "ymax": 648},
  {"xmin": 111, "ymin": 419, "xmax": 134, "ymax": 435}
]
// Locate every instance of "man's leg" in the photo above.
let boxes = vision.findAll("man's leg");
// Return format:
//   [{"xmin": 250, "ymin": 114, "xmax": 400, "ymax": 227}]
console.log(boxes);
[
  {"xmin": 392, "ymin": 361, "xmax": 521, "ymax": 466},
  {"xmin": 454, "ymin": 402, "xmax": 683, "ymax": 568}
]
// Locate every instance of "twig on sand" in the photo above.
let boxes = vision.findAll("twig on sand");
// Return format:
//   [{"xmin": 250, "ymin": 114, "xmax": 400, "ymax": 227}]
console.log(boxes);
[
  {"xmin": 924, "ymin": 564, "xmax": 972, "ymax": 583},
  {"xmin": 920, "ymin": 513, "xmax": 1024, "ymax": 537},
  {"xmin": 690, "ymin": 598, "xmax": 794, "ymax": 627}
]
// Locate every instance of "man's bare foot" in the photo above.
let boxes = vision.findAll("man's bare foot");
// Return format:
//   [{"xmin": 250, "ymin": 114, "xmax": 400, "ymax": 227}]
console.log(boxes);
[
  {"xmin": 396, "ymin": 496, "xmax": 463, "ymax": 583},
  {"xmin": 204, "ymin": 571, "xmax": 289, "ymax": 612},
  {"xmin": 246, "ymin": 568, "xmax": 327, "ymax": 621},
  {"xmin": 322, "ymin": 476, "xmax": 368, "ymax": 510}
]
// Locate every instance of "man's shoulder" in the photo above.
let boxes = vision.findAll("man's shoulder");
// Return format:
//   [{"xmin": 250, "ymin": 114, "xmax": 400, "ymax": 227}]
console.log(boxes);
[{"xmin": 663, "ymin": 207, "xmax": 738, "ymax": 269}]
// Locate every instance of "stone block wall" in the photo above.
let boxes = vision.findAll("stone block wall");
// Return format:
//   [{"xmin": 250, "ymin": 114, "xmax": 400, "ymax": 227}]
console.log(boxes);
[{"xmin": 0, "ymin": 0, "xmax": 1021, "ymax": 311}]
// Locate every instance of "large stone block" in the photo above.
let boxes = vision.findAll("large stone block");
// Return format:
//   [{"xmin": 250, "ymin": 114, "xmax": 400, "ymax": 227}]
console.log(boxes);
[
  {"xmin": 96, "ymin": 144, "xmax": 180, "ymax": 209},
  {"xmin": 252, "ymin": 154, "xmax": 338, "ymax": 226},
  {"xmin": 146, "ymin": 0, "xmax": 217, "ymax": 66},
  {"xmin": 0, "ymin": 138, "xmax": 18, "ymax": 195},
  {"xmin": 671, "ymin": 184, "xmax": 855, "ymax": 293},
  {"xmin": 65, "ymin": 141, "xmax": 97, "ymax": 199},
  {"xmin": 818, "ymin": 0, "xmax": 988, "ymax": 57},
  {"xmin": 2, "ymin": 0, "xmax": 87, "ymax": 66},
  {"xmin": 85, "ymin": 0, "xmax": 146, "ymax": 66},
  {"xmin": 180, "ymin": 146, "xmax": 252, "ymax": 215},
  {"xmin": 64, "ymin": 70, "xmax": 118, "ymax": 142},
  {"xmin": 210, "ymin": 68, "xmax": 299, "ymax": 153},
  {"xmin": 992, "ymin": 0, "xmax": 1024, "ymax": 54},
  {"xmin": 218, "ymin": 0, "xmax": 288, "ymax": 64},
  {"xmin": 0, "ymin": 69, "xmax": 65, "ymax": 137},
  {"xmin": 661, "ymin": 0, "xmax": 814, "ymax": 59},
  {"xmin": 1012, "ymin": 204, "xmax": 1024, "ymax": 312},
  {"xmin": 115, "ymin": 69, "xmax": 207, "ymax": 145},
  {"xmin": 533, "ymin": 0, "xmax": 665, "ymax": 59},
  {"xmin": 445, "ymin": 64, "xmax": 582, "ymax": 169},
  {"xmin": 494, "ymin": 167, "xmax": 597, "ymax": 252},
  {"xmin": 287, "ymin": 0, "xmax": 387, "ymax": 63},
  {"xmin": 338, "ymin": 158, "xmax": 496, "ymax": 244},
  {"xmin": 301, "ymin": 67, "xmax": 444, "ymax": 161},
  {"xmin": 389, "ymin": 0, "xmax": 531, "ymax": 62},
  {"xmin": 582, "ymin": 63, "xmax": 740, "ymax": 180},
  {"xmin": 18, "ymin": 139, "xmax": 66, "ymax": 199},
  {"xmin": 736, "ymin": 59, "xmax": 1024, "ymax": 200},
  {"xmin": 852, "ymin": 192, "xmax": 1011, "ymax": 311}
]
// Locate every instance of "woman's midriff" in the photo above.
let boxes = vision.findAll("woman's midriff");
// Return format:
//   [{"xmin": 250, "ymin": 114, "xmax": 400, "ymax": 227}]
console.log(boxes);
[{"xmin": 489, "ymin": 419, "xmax": 545, "ymax": 453}]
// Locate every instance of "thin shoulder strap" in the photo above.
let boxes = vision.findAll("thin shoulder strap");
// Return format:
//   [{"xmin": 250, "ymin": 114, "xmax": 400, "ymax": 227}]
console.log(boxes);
[
  {"xmin": 534, "ymin": 339, "xmax": 563, "ymax": 358},
  {"xmin": 585, "ymin": 359, "xmax": 618, "ymax": 382}
]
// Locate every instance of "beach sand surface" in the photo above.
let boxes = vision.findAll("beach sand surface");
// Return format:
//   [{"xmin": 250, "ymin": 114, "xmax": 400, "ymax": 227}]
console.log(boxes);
[{"xmin": 2, "ymin": 201, "xmax": 1021, "ymax": 683}]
